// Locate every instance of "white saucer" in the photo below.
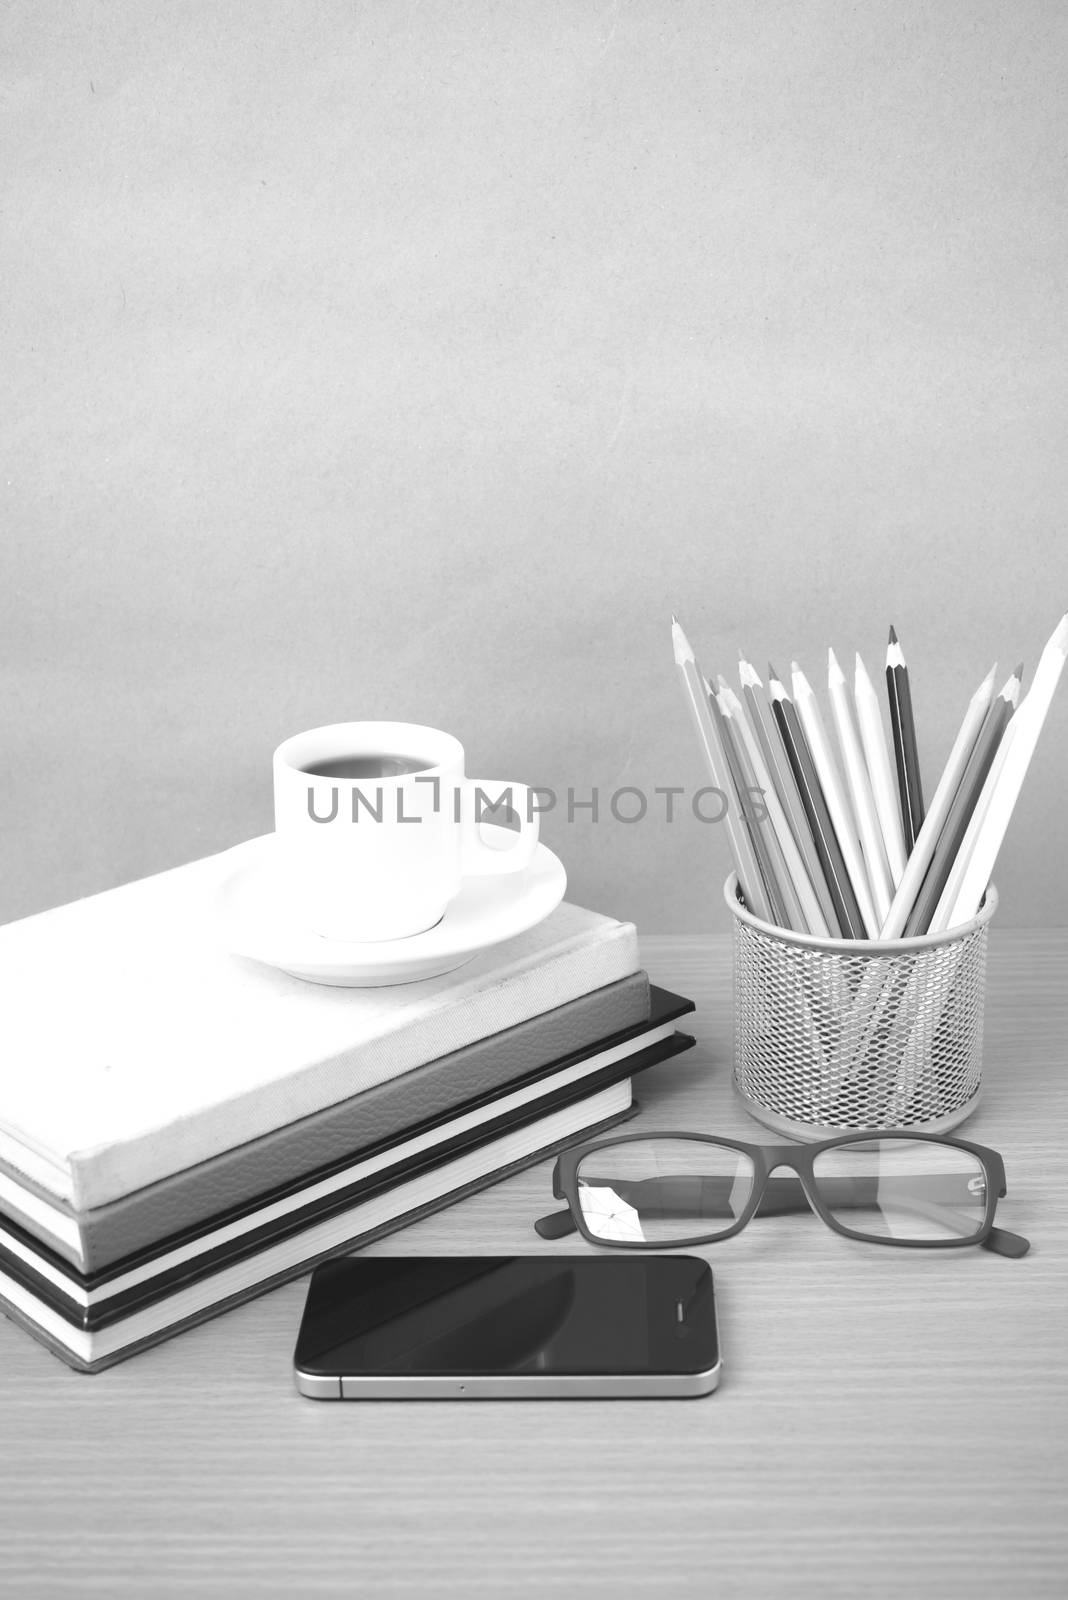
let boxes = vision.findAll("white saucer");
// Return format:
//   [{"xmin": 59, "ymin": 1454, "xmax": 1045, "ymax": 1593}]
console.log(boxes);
[{"xmin": 215, "ymin": 831, "xmax": 568, "ymax": 987}]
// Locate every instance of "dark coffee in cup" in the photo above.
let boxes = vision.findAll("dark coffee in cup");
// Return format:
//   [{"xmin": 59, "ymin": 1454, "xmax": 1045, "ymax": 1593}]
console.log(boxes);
[{"xmin": 298, "ymin": 753, "xmax": 434, "ymax": 781}]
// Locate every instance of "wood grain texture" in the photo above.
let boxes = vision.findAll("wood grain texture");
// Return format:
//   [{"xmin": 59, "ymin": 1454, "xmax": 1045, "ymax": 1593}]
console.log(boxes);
[{"xmin": 0, "ymin": 932, "xmax": 1064, "ymax": 1599}]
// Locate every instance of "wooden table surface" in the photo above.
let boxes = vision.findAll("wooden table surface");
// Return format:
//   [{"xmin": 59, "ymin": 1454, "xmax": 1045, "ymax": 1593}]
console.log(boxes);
[{"xmin": 0, "ymin": 932, "xmax": 1065, "ymax": 1599}]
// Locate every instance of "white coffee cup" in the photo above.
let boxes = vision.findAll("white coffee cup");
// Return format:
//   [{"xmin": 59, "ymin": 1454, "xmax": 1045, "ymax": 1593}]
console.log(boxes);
[{"xmin": 272, "ymin": 721, "xmax": 540, "ymax": 943}]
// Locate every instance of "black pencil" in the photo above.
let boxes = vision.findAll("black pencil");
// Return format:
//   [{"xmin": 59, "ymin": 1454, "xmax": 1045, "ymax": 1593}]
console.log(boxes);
[
  {"xmin": 768, "ymin": 666, "xmax": 866, "ymax": 939},
  {"xmin": 886, "ymin": 625, "xmax": 925, "ymax": 853}
]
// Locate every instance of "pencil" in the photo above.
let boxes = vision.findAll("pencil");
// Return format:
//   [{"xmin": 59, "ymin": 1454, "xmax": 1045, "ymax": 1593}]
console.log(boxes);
[
  {"xmin": 738, "ymin": 657, "xmax": 840, "ymax": 936},
  {"xmin": 827, "ymin": 647, "xmax": 893, "ymax": 928},
  {"xmin": 710, "ymin": 680, "xmax": 793, "ymax": 930},
  {"xmin": 715, "ymin": 677, "xmax": 815, "ymax": 935},
  {"xmin": 854, "ymin": 651, "xmax": 908, "ymax": 888},
  {"xmin": 886, "ymin": 625, "xmax": 925, "ymax": 853},
  {"xmin": 769, "ymin": 665, "xmax": 867, "ymax": 939},
  {"xmin": 671, "ymin": 617, "xmax": 772, "ymax": 921},
  {"xmin": 880, "ymin": 662, "xmax": 999, "ymax": 939},
  {"xmin": 936, "ymin": 614, "xmax": 1068, "ymax": 930},
  {"xmin": 901, "ymin": 664, "xmax": 1018, "ymax": 936},
  {"xmin": 792, "ymin": 661, "xmax": 881, "ymax": 938}
]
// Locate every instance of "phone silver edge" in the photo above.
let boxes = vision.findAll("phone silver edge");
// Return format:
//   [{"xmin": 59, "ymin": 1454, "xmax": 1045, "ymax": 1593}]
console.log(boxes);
[{"xmin": 294, "ymin": 1359, "xmax": 722, "ymax": 1400}]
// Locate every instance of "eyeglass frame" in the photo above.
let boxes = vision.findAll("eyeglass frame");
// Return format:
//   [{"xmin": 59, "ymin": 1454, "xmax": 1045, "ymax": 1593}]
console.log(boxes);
[{"xmin": 535, "ymin": 1129, "xmax": 1030, "ymax": 1257}]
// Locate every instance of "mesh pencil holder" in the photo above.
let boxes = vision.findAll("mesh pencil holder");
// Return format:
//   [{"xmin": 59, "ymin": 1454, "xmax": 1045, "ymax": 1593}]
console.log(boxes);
[{"xmin": 724, "ymin": 874, "xmax": 997, "ymax": 1141}]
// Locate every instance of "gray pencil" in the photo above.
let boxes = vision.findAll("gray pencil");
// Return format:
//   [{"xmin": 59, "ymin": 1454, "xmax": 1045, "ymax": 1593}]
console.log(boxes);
[
  {"xmin": 739, "ymin": 657, "xmax": 842, "ymax": 936},
  {"xmin": 770, "ymin": 667, "xmax": 867, "ymax": 939},
  {"xmin": 710, "ymin": 678, "xmax": 791, "ymax": 930},
  {"xmin": 902, "ymin": 665, "xmax": 1022, "ymax": 936}
]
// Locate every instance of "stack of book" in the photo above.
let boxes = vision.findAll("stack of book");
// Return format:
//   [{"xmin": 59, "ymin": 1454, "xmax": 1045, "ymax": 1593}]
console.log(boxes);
[{"xmin": 0, "ymin": 842, "xmax": 694, "ymax": 1371}]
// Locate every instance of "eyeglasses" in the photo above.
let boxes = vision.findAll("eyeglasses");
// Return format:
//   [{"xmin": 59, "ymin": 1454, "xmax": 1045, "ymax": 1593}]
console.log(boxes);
[{"xmin": 534, "ymin": 1132, "xmax": 1030, "ymax": 1257}]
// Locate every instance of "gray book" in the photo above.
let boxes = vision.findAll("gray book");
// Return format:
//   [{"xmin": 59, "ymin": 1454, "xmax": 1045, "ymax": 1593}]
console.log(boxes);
[{"xmin": 1, "ymin": 973, "xmax": 650, "ymax": 1272}]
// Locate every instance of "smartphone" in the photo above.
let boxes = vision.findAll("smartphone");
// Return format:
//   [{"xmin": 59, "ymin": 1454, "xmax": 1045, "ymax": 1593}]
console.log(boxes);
[{"xmin": 293, "ymin": 1254, "xmax": 720, "ymax": 1399}]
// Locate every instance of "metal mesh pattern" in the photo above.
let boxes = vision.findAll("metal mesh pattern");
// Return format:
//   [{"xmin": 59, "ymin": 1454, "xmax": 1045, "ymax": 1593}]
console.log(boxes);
[{"xmin": 730, "ymin": 894, "xmax": 990, "ymax": 1137}]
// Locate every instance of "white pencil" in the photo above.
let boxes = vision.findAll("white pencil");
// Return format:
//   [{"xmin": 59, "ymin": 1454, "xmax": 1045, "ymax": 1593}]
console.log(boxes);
[
  {"xmin": 880, "ymin": 662, "xmax": 999, "ymax": 938},
  {"xmin": 936, "ymin": 615, "xmax": 1068, "ymax": 930},
  {"xmin": 854, "ymin": 651, "xmax": 908, "ymax": 888},
  {"xmin": 792, "ymin": 661, "xmax": 880, "ymax": 938},
  {"xmin": 717, "ymin": 677, "xmax": 825, "ymax": 935},
  {"xmin": 827, "ymin": 647, "xmax": 893, "ymax": 927},
  {"xmin": 671, "ymin": 617, "xmax": 772, "ymax": 921}
]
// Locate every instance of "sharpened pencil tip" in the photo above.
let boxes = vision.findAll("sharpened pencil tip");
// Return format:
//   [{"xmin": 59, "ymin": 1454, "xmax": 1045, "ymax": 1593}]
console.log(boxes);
[
  {"xmin": 1014, "ymin": 661, "xmax": 1024, "ymax": 680},
  {"xmin": 670, "ymin": 615, "xmax": 694, "ymax": 665},
  {"xmin": 790, "ymin": 659, "xmax": 801, "ymax": 674},
  {"xmin": 888, "ymin": 624, "xmax": 898, "ymax": 644},
  {"xmin": 767, "ymin": 662, "xmax": 782, "ymax": 684},
  {"xmin": 854, "ymin": 651, "xmax": 877, "ymax": 692},
  {"xmin": 671, "ymin": 612, "xmax": 679, "ymax": 626}
]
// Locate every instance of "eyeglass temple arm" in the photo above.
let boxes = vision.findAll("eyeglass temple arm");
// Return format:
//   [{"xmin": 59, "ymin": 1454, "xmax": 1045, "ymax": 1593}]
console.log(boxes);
[
  {"xmin": 569, "ymin": 1172, "xmax": 1001, "ymax": 1212},
  {"xmin": 534, "ymin": 1176, "xmax": 1030, "ymax": 1254},
  {"xmin": 534, "ymin": 1209, "xmax": 579, "ymax": 1240},
  {"xmin": 983, "ymin": 1226, "xmax": 1030, "ymax": 1257},
  {"xmin": 532, "ymin": 1177, "xmax": 813, "ymax": 1238},
  {"xmin": 553, "ymin": 1173, "xmax": 838, "ymax": 1215}
]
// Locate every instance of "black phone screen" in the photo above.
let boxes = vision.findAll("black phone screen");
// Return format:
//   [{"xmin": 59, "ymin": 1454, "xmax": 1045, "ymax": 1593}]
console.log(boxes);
[{"xmin": 295, "ymin": 1255, "xmax": 717, "ymax": 1378}]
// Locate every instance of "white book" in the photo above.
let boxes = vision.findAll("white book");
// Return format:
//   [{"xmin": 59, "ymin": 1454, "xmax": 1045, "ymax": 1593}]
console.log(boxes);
[{"xmin": 0, "ymin": 842, "xmax": 639, "ymax": 1210}]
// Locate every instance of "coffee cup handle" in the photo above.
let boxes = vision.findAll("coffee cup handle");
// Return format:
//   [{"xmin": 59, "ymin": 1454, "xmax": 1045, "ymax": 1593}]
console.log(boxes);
[{"xmin": 461, "ymin": 780, "xmax": 540, "ymax": 876}]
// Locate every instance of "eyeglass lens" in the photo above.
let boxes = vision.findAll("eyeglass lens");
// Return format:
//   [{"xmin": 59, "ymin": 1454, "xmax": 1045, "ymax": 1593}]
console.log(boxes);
[
  {"xmin": 811, "ymin": 1137, "xmax": 987, "ymax": 1242},
  {"xmin": 573, "ymin": 1137, "xmax": 989, "ymax": 1246},
  {"xmin": 574, "ymin": 1137, "xmax": 756, "ymax": 1243}
]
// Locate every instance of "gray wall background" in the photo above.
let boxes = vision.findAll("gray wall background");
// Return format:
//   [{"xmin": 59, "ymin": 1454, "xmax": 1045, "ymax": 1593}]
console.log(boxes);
[{"xmin": 3, "ymin": 1, "xmax": 1067, "ymax": 934}]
